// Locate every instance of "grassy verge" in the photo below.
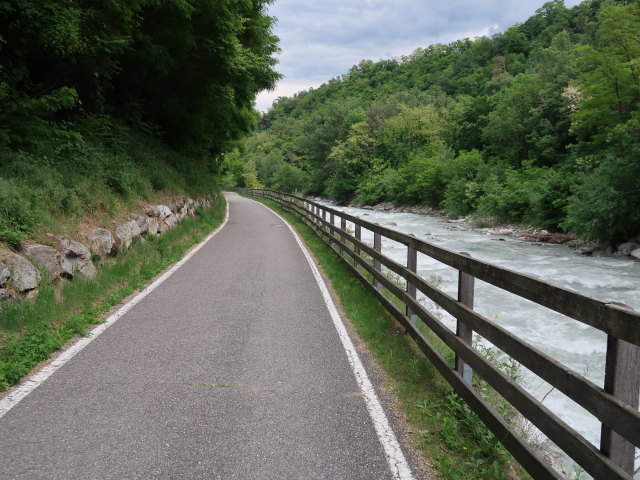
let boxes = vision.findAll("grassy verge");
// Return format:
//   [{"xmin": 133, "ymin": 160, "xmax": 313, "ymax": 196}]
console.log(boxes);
[
  {"xmin": 0, "ymin": 116, "xmax": 219, "ymax": 249},
  {"xmin": 251, "ymin": 196, "xmax": 528, "ymax": 480},
  {"xmin": 0, "ymin": 194, "xmax": 226, "ymax": 391}
]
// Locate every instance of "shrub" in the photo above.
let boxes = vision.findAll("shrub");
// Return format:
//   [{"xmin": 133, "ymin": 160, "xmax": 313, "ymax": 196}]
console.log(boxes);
[
  {"xmin": 273, "ymin": 163, "xmax": 305, "ymax": 193},
  {"xmin": 442, "ymin": 178, "xmax": 475, "ymax": 217},
  {"xmin": 0, "ymin": 178, "xmax": 37, "ymax": 248},
  {"xmin": 394, "ymin": 152, "xmax": 445, "ymax": 206},
  {"xmin": 355, "ymin": 168, "xmax": 402, "ymax": 205},
  {"xmin": 564, "ymin": 119, "xmax": 640, "ymax": 241}
]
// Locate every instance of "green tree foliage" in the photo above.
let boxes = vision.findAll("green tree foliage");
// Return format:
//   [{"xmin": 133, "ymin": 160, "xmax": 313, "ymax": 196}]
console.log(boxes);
[
  {"xmin": 0, "ymin": 1, "xmax": 280, "ymax": 248},
  {"xmin": 571, "ymin": 1, "xmax": 640, "ymax": 142},
  {"xmin": 563, "ymin": 1, "xmax": 640, "ymax": 241},
  {"xmin": 564, "ymin": 129, "xmax": 640, "ymax": 242},
  {"xmin": 0, "ymin": 0, "xmax": 280, "ymax": 154},
  {"xmin": 237, "ymin": 0, "xmax": 637, "ymax": 243}
]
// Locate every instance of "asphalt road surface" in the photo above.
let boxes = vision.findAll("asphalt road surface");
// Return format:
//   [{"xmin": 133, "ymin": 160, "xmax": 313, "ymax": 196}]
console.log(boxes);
[{"xmin": 0, "ymin": 193, "xmax": 415, "ymax": 480}]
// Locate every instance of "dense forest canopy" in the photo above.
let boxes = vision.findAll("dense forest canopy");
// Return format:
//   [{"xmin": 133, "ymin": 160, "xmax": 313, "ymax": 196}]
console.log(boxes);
[
  {"xmin": 0, "ymin": 0, "xmax": 280, "ymax": 155},
  {"xmin": 0, "ymin": 0, "xmax": 280, "ymax": 247},
  {"xmin": 229, "ymin": 0, "xmax": 640, "ymax": 244}
]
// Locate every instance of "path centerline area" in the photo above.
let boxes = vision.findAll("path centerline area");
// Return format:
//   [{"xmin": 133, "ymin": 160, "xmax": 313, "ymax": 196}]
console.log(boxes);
[{"xmin": 0, "ymin": 193, "xmax": 413, "ymax": 480}]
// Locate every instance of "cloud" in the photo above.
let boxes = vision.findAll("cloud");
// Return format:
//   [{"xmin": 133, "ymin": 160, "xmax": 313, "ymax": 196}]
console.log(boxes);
[
  {"xmin": 256, "ymin": 78, "xmax": 327, "ymax": 109},
  {"xmin": 256, "ymin": 0, "xmax": 585, "ymax": 111}
]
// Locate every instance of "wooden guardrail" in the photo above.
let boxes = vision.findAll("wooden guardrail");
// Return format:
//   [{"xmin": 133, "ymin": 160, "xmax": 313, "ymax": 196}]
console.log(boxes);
[{"xmin": 241, "ymin": 189, "xmax": 640, "ymax": 480}]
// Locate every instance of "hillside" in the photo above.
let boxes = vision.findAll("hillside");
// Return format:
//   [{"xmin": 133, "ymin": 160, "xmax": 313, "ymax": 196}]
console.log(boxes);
[
  {"xmin": 0, "ymin": 0, "xmax": 280, "ymax": 248},
  {"xmin": 231, "ymin": 0, "xmax": 640, "ymax": 245}
]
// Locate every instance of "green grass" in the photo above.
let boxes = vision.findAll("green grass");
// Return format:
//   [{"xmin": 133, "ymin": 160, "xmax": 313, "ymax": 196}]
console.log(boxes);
[
  {"xmin": 250, "ymin": 196, "xmax": 528, "ymax": 480},
  {"xmin": 0, "ymin": 116, "xmax": 220, "ymax": 248},
  {"xmin": 0, "ymin": 194, "xmax": 226, "ymax": 390}
]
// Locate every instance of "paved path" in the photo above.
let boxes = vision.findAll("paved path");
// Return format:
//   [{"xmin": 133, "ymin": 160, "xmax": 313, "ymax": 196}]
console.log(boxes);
[{"xmin": 0, "ymin": 193, "xmax": 414, "ymax": 480}]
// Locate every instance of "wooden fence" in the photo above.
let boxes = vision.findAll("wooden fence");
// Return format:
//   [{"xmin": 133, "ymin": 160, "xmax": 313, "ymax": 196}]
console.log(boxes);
[{"xmin": 241, "ymin": 189, "xmax": 640, "ymax": 480}]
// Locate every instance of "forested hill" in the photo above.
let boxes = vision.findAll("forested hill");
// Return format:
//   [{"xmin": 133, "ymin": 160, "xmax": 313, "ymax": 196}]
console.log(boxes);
[
  {"xmin": 0, "ymin": 1, "xmax": 279, "ymax": 248},
  {"xmin": 230, "ymin": 0, "xmax": 640, "ymax": 244}
]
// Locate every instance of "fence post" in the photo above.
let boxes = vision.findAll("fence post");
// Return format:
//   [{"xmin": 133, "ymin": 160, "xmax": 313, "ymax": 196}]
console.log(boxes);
[
  {"xmin": 340, "ymin": 217, "xmax": 347, "ymax": 257},
  {"xmin": 406, "ymin": 242, "xmax": 417, "ymax": 326},
  {"xmin": 329, "ymin": 212, "xmax": 335, "ymax": 246},
  {"xmin": 354, "ymin": 223, "xmax": 361, "ymax": 270},
  {"xmin": 374, "ymin": 232, "xmax": 382, "ymax": 291},
  {"xmin": 600, "ymin": 305, "xmax": 640, "ymax": 476},
  {"xmin": 456, "ymin": 252, "xmax": 475, "ymax": 385}
]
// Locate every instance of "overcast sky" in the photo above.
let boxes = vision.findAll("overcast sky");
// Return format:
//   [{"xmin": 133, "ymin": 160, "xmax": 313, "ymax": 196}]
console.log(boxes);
[{"xmin": 255, "ymin": 0, "xmax": 584, "ymax": 111}]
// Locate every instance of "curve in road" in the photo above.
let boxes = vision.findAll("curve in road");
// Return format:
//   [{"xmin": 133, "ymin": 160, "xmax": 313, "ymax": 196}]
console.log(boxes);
[{"xmin": 0, "ymin": 193, "xmax": 415, "ymax": 480}]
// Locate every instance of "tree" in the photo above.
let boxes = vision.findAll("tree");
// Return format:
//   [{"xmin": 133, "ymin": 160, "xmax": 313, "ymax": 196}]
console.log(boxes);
[
  {"xmin": 377, "ymin": 104, "xmax": 446, "ymax": 168},
  {"xmin": 238, "ymin": 0, "xmax": 638, "ymax": 243},
  {"xmin": 325, "ymin": 121, "xmax": 376, "ymax": 201},
  {"xmin": 0, "ymin": 0, "xmax": 281, "ymax": 155},
  {"xmin": 571, "ymin": 2, "xmax": 640, "ymax": 142},
  {"xmin": 563, "ymin": 2, "xmax": 640, "ymax": 241}
]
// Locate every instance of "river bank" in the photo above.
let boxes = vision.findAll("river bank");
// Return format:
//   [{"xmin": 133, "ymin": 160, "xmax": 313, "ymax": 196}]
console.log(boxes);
[
  {"xmin": 343, "ymin": 199, "xmax": 640, "ymax": 261},
  {"xmin": 313, "ymin": 197, "xmax": 640, "ymax": 478}
]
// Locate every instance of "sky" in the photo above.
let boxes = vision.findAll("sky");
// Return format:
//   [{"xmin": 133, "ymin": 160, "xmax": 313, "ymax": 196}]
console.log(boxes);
[{"xmin": 255, "ymin": 0, "xmax": 584, "ymax": 111}]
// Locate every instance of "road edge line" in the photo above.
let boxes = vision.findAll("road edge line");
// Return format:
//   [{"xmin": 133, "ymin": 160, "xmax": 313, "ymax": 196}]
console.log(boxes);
[
  {"xmin": 251, "ymin": 198, "xmax": 414, "ymax": 480},
  {"xmin": 0, "ymin": 198, "xmax": 230, "ymax": 419}
]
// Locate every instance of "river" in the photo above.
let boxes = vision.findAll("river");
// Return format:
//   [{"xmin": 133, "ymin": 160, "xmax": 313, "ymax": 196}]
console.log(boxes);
[{"xmin": 317, "ymin": 200, "xmax": 640, "ymax": 478}]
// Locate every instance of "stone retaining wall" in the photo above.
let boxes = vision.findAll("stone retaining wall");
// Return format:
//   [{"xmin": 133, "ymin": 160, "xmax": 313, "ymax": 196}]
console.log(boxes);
[{"xmin": 0, "ymin": 194, "xmax": 215, "ymax": 300}]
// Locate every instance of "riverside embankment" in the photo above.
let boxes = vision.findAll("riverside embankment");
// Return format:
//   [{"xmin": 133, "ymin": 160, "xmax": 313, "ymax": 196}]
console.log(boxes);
[{"xmin": 317, "ymin": 199, "xmax": 640, "ymax": 476}]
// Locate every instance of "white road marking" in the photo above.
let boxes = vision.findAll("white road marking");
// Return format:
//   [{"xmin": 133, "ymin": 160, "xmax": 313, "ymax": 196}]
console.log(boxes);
[
  {"xmin": 0, "ymin": 200, "xmax": 230, "ymax": 419},
  {"xmin": 252, "ymin": 198, "xmax": 414, "ymax": 480}
]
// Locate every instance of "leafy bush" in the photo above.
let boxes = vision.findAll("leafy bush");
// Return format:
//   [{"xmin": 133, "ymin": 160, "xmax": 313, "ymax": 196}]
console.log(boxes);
[
  {"xmin": 524, "ymin": 166, "xmax": 574, "ymax": 230},
  {"xmin": 103, "ymin": 155, "xmax": 149, "ymax": 197},
  {"xmin": 443, "ymin": 178, "xmax": 476, "ymax": 217},
  {"xmin": 0, "ymin": 178, "xmax": 37, "ymax": 248},
  {"xmin": 273, "ymin": 163, "xmax": 305, "ymax": 193},
  {"xmin": 563, "ymin": 116, "xmax": 640, "ymax": 241},
  {"xmin": 441, "ymin": 150, "xmax": 485, "ymax": 217},
  {"xmin": 394, "ymin": 151, "xmax": 446, "ymax": 206},
  {"xmin": 356, "ymin": 168, "xmax": 402, "ymax": 205},
  {"xmin": 471, "ymin": 161, "xmax": 564, "ymax": 225}
]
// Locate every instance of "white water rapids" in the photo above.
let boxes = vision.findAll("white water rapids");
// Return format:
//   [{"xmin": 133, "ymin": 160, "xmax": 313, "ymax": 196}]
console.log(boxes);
[{"xmin": 318, "ymin": 201, "xmax": 640, "ymax": 478}]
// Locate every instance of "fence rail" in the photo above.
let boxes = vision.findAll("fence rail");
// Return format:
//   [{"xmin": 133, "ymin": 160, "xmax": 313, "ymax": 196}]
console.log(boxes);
[{"xmin": 241, "ymin": 189, "xmax": 640, "ymax": 480}]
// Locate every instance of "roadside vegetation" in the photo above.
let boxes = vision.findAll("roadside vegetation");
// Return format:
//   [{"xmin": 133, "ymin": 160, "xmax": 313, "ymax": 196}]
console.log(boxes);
[
  {"xmin": 230, "ymin": 0, "xmax": 640, "ymax": 245},
  {"xmin": 0, "ymin": 194, "xmax": 226, "ymax": 391},
  {"xmin": 252, "ymin": 196, "xmax": 533, "ymax": 480},
  {"xmin": 0, "ymin": 0, "xmax": 280, "ymax": 248},
  {"xmin": 0, "ymin": 2, "xmax": 279, "ymax": 389},
  {"xmin": 0, "ymin": 122, "xmax": 220, "ymax": 249}
]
